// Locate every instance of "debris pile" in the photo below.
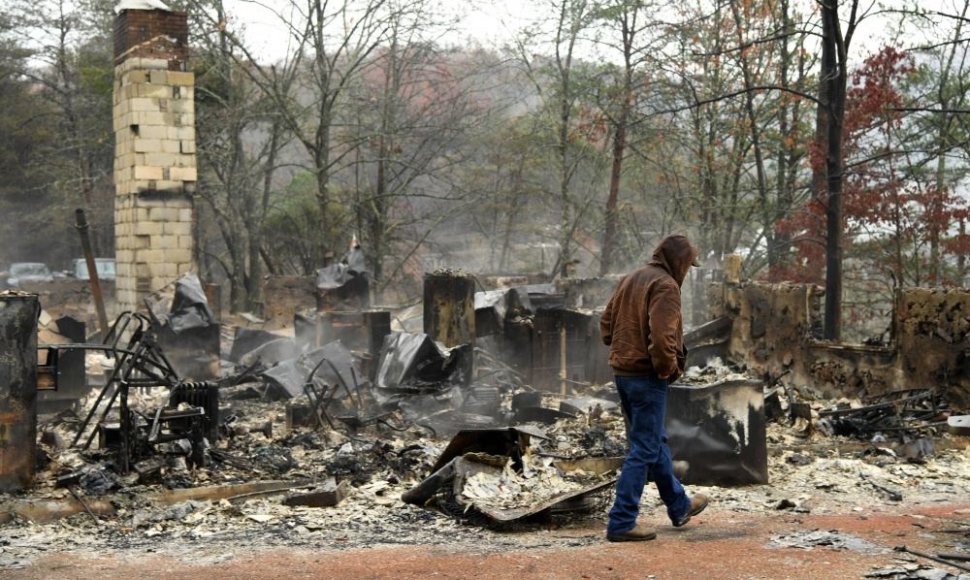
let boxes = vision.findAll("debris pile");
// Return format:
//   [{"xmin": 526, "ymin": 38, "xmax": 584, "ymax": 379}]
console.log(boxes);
[{"xmin": 3, "ymin": 275, "xmax": 969, "ymax": 573}]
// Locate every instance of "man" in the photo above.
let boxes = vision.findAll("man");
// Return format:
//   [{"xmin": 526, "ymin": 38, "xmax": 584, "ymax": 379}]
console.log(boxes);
[{"xmin": 600, "ymin": 233, "xmax": 709, "ymax": 542}]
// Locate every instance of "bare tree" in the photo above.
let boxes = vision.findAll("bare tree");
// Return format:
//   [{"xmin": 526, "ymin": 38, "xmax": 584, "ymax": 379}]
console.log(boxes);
[
  {"xmin": 190, "ymin": 0, "xmax": 393, "ymax": 267},
  {"xmin": 191, "ymin": 0, "xmax": 292, "ymax": 311}
]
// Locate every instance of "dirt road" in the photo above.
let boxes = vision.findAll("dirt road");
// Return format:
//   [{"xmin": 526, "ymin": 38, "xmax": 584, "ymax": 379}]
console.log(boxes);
[{"xmin": 5, "ymin": 502, "xmax": 968, "ymax": 580}]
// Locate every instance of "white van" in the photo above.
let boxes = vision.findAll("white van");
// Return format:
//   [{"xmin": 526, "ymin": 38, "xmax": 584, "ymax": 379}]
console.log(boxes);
[{"xmin": 73, "ymin": 258, "xmax": 116, "ymax": 281}]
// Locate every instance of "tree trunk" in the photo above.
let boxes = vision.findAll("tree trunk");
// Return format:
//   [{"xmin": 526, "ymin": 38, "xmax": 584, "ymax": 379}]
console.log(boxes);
[
  {"xmin": 820, "ymin": 1, "xmax": 854, "ymax": 341},
  {"xmin": 601, "ymin": 103, "xmax": 627, "ymax": 276}
]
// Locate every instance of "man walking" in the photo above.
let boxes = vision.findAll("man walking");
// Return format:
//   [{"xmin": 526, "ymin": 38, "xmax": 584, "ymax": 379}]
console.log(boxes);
[{"xmin": 600, "ymin": 234, "xmax": 709, "ymax": 542}]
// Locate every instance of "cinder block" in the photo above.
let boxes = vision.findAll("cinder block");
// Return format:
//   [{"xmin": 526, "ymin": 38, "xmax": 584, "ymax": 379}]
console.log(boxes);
[
  {"xmin": 177, "ymin": 262, "xmax": 193, "ymax": 275},
  {"xmin": 178, "ymin": 208, "xmax": 193, "ymax": 222},
  {"xmin": 167, "ymin": 71, "xmax": 195, "ymax": 86},
  {"xmin": 123, "ymin": 70, "xmax": 151, "ymax": 84},
  {"xmin": 163, "ymin": 221, "xmax": 192, "ymax": 236},
  {"xmin": 170, "ymin": 99, "xmax": 194, "ymax": 114},
  {"xmin": 149, "ymin": 207, "xmax": 179, "ymax": 221},
  {"xmin": 134, "ymin": 222, "xmax": 163, "ymax": 236},
  {"xmin": 133, "ymin": 139, "xmax": 162, "ymax": 153},
  {"xmin": 178, "ymin": 234, "xmax": 193, "ymax": 249},
  {"xmin": 169, "ymin": 167, "xmax": 197, "ymax": 181},
  {"xmin": 154, "ymin": 180, "xmax": 184, "ymax": 191},
  {"xmin": 118, "ymin": 58, "xmax": 169, "ymax": 74},
  {"xmin": 130, "ymin": 97, "xmax": 159, "ymax": 112},
  {"xmin": 156, "ymin": 236, "xmax": 177, "ymax": 250},
  {"xmin": 167, "ymin": 249, "xmax": 193, "ymax": 264},
  {"xmin": 140, "ymin": 249, "xmax": 164, "ymax": 265},
  {"xmin": 138, "ymin": 125, "xmax": 169, "ymax": 140},
  {"xmin": 150, "ymin": 262, "xmax": 177, "ymax": 278},
  {"xmin": 133, "ymin": 166, "xmax": 163, "ymax": 180},
  {"xmin": 133, "ymin": 112, "xmax": 167, "ymax": 126},
  {"xmin": 149, "ymin": 70, "xmax": 168, "ymax": 85},
  {"xmin": 137, "ymin": 84, "xmax": 172, "ymax": 99},
  {"xmin": 175, "ymin": 127, "xmax": 195, "ymax": 140},
  {"xmin": 145, "ymin": 152, "xmax": 178, "ymax": 167},
  {"xmin": 160, "ymin": 140, "xmax": 180, "ymax": 154},
  {"xmin": 180, "ymin": 140, "xmax": 196, "ymax": 154}
]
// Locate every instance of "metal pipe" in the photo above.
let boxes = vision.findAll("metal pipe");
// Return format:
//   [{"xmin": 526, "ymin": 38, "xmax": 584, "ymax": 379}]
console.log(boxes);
[
  {"xmin": 75, "ymin": 209, "xmax": 109, "ymax": 342},
  {"xmin": 895, "ymin": 546, "xmax": 970, "ymax": 573}
]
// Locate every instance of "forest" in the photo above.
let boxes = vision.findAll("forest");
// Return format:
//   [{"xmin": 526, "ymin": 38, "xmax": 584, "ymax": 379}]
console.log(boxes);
[{"xmin": 1, "ymin": 0, "xmax": 968, "ymax": 341}]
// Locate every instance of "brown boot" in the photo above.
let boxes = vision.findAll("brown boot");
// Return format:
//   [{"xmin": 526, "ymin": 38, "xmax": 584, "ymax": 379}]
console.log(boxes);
[
  {"xmin": 673, "ymin": 493, "xmax": 709, "ymax": 527},
  {"xmin": 606, "ymin": 524, "xmax": 658, "ymax": 542}
]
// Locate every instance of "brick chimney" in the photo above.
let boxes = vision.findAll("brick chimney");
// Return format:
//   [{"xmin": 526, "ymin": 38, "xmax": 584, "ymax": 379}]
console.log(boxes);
[{"xmin": 112, "ymin": 8, "xmax": 196, "ymax": 311}]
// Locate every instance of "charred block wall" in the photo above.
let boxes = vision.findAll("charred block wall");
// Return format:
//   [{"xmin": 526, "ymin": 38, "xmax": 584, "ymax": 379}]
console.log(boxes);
[
  {"xmin": 715, "ymin": 278, "xmax": 970, "ymax": 409},
  {"xmin": 896, "ymin": 288, "xmax": 969, "ymax": 406}
]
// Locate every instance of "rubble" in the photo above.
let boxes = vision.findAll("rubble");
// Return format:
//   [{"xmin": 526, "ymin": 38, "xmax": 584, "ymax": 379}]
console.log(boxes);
[{"xmin": 2, "ymin": 271, "xmax": 969, "ymax": 574}]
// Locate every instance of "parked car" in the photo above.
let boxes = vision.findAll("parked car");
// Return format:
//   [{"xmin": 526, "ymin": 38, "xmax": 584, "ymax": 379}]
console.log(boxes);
[
  {"xmin": 6, "ymin": 262, "xmax": 55, "ymax": 287},
  {"xmin": 73, "ymin": 258, "xmax": 116, "ymax": 281}
]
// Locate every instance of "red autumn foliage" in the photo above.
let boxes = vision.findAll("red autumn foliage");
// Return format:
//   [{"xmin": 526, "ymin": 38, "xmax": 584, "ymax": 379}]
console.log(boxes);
[{"xmin": 773, "ymin": 46, "xmax": 969, "ymax": 285}]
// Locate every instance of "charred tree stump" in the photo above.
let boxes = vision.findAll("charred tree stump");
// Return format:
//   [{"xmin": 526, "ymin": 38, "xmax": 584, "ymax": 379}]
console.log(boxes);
[
  {"xmin": 423, "ymin": 271, "xmax": 476, "ymax": 385},
  {"xmin": 423, "ymin": 271, "xmax": 475, "ymax": 348}
]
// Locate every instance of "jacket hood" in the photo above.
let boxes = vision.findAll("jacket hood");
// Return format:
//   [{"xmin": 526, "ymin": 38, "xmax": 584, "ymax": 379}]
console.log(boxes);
[{"xmin": 649, "ymin": 234, "xmax": 698, "ymax": 286}]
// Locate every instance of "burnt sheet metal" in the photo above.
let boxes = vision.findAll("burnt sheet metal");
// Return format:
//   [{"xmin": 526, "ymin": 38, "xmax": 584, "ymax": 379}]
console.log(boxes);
[
  {"xmin": 949, "ymin": 415, "xmax": 970, "ymax": 436},
  {"xmin": 520, "ymin": 284, "xmax": 562, "ymax": 310},
  {"xmin": 403, "ymin": 428, "xmax": 618, "ymax": 525},
  {"xmin": 529, "ymin": 308, "xmax": 611, "ymax": 392},
  {"xmin": 316, "ymin": 246, "xmax": 369, "ymax": 291},
  {"xmin": 228, "ymin": 327, "xmax": 281, "ymax": 363},
  {"xmin": 683, "ymin": 316, "xmax": 733, "ymax": 368},
  {"xmin": 37, "ymin": 316, "xmax": 87, "ymax": 414},
  {"xmin": 294, "ymin": 310, "xmax": 391, "ymax": 364},
  {"xmin": 474, "ymin": 290, "xmax": 507, "ymax": 337},
  {"xmin": 166, "ymin": 273, "xmax": 216, "ymax": 333},
  {"xmin": 0, "ymin": 294, "xmax": 41, "ymax": 491},
  {"xmin": 429, "ymin": 426, "xmax": 548, "ymax": 473},
  {"xmin": 446, "ymin": 454, "xmax": 618, "ymax": 524},
  {"xmin": 238, "ymin": 337, "xmax": 300, "ymax": 368},
  {"xmin": 373, "ymin": 332, "xmax": 471, "ymax": 403},
  {"xmin": 474, "ymin": 288, "xmax": 535, "ymax": 337},
  {"xmin": 260, "ymin": 340, "xmax": 362, "ymax": 399},
  {"xmin": 153, "ymin": 273, "xmax": 220, "ymax": 379},
  {"xmin": 665, "ymin": 378, "xmax": 768, "ymax": 486}
]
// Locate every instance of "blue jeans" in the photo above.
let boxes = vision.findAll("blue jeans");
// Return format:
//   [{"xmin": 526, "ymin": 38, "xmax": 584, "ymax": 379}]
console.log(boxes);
[{"xmin": 607, "ymin": 375, "xmax": 691, "ymax": 534}]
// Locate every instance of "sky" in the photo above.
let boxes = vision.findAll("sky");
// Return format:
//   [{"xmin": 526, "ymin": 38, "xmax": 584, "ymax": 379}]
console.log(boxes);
[
  {"xmin": 222, "ymin": 0, "xmax": 541, "ymax": 63},
  {"xmin": 212, "ymin": 0, "xmax": 951, "ymax": 68}
]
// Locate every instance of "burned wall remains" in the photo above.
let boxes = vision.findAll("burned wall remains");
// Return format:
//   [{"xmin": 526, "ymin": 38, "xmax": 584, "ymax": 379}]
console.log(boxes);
[
  {"xmin": 261, "ymin": 276, "xmax": 317, "ymax": 329},
  {"xmin": 896, "ymin": 288, "xmax": 969, "ymax": 406},
  {"xmin": 715, "ymin": 275, "xmax": 969, "ymax": 409}
]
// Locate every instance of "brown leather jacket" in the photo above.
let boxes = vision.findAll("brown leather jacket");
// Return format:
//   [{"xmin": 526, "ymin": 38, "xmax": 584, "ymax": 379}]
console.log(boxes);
[{"xmin": 600, "ymin": 234, "xmax": 697, "ymax": 380}]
